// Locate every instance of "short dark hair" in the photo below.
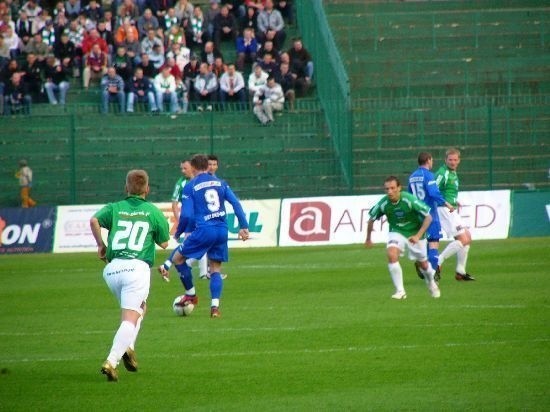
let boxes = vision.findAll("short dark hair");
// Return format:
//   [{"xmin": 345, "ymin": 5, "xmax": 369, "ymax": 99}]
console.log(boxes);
[
  {"xmin": 384, "ymin": 175, "xmax": 401, "ymax": 187},
  {"xmin": 417, "ymin": 152, "xmax": 432, "ymax": 165},
  {"xmin": 190, "ymin": 154, "xmax": 209, "ymax": 171},
  {"xmin": 207, "ymin": 154, "xmax": 219, "ymax": 162}
]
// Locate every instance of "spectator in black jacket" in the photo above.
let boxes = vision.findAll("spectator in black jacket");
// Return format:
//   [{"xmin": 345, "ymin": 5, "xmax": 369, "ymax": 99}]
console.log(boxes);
[
  {"xmin": 213, "ymin": 5, "xmax": 236, "ymax": 49},
  {"xmin": 54, "ymin": 31, "xmax": 76, "ymax": 72},
  {"xmin": 43, "ymin": 55, "xmax": 70, "ymax": 105},
  {"xmin": 4, "ymin": 72, "xmax": 32, "ymax": 115},
  {"xmin": 275, "ymin": 60, "xmax": 295, "ymax": 110},
  {"xmin": 112, "ymin": 45, "xmax": 134, "ymax": 82},
  {"xmin": 126, "ymin": 67, "xmax": 157, "ymax": 112}
]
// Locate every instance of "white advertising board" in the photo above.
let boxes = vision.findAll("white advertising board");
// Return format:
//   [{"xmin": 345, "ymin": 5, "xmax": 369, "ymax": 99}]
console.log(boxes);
[{"xmin": 278, "ymin": 190, "xmax": 511, "ymax": 247}]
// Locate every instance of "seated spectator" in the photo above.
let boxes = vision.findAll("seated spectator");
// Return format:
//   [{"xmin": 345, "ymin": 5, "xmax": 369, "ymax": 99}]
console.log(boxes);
[
  {"xmin": 256, "ymin": 39, "xmax": 279, "ymax": 63},
  {"xmin": 112, "ymin": 45, "xmax": 134, "ymax": 82},
  {"xmin": 182, "ymin": 54, "xmax": 199, "ymax": 101},
  {"xmin": 137, "ymin": 8, "xmax": 160, "ymax": 39},
  {"xmin": 32, "ymin": 10, "xmax": 49, "ymax": 35},
  {"xmin": 0, "ymin": 35, "xmax": 9, "ymax": 71},
  {"xmin": 24, "ymin": 32, "xmax": 48, "ymax": 62},
  {"xmin": 204, "ymin": 0, "xmax": 220, "ymax": 41},
  {"xmin": 4, "ymin": 26, "xmax": 21, "ymax": 59},
  {"xmin": 81, "ymin": 27, "xmax": 108, "ymax": 56},
  {"xmin": 4, "ymin": 72, "xmax": 31, "ymax": 115},
  {"xmin": 83, "ymin": 43, "xmax": 108, "ymax": 88},
  {"xmin": 53, "ymin": 2, "xmax": 66, "ymax": 20},
  {"xmin": 83, "ymin": 0, "xmax": 104, "ymax": 24},
  {"xmin": 137, "ymin": 51, "xmax": 156, "ymax": 78},
  {"xmin": 96, "ymin": 19, "xmax": 114, "ymax": 51},
  {"xmin": 219, "ymin": 63, "xmax": 246, "ymax": 109},
  {"xmin": 43, "ymin": 55, "xmax": 70, "ymax": 105},
  {"xmin": 66, "ymin": 18, "xmax": 85, "ymax": 54},
  {"xmin": 200, "ymin": 40, "xmax": 222, "ymax": 67},
  {"xmin": 173, "ymin": 0, "xmax": 193, "ymax": 26},
  {"xmin": 253, "ymin": 74, "xmax": 284, "ymax": 125},
  {"xmin": 165, "ymin": 56, "xmax": 182, "ymax": 78},
  {"xmin": 114, "ymin": 17, "xmax": 139, "ymax": 46},
  {"xmin": 175, "ymin": 76, "xmax": 188, "ymax": 113},
  {"xmin": 103, "ymin": 10, "xmax": 114, "ymax": 32},
  {"xmin": 163, "ymin": 8, "xmax": 180, "ymax": 34},
  {"xmin": 20, "ymin": 0, "xmax": 43, "ymax": 26},
  {"xmin": 280, "ymin": 50, "xmax": 309, "ymax": 96},
  {"xmin": 141, "ymin": 28, "xmax": 164, "ymax": 58},
  {"xmin": 21, "ymin": 52, "xmax": 43, "ymax": 100},
  {"xmin": 126, "ymin": 66, "xmax": 157, "ymax": 112},
  {"xmin": 149, "ymin": 43, "xmax": 165, "ymax": 69},
  {"xmin": 77, "ymin": 12, "xmax": 95, "ymax": 36},
  {"xmin": 54, "ymin": 32, "xmax": 76, "ymax": 74},
  {"xmin": 236, "ymin": 27, "xmax": 258, "ymax": 72},
  {"xmin": 187, "ymin": 5, "xmax": 207, "ymax": 48},
  {"xmin": 117, "ymin": 0, "xmax": 140, "ymax": 23},
  {"xmin": 213, "ymin": 5, "xmax": 236, "ymax": 49},
  {"xmin": 121, "ymin": 28, "xmax": 141, "ymax": 64},
  {"xmin": 244, "ymin": 0, "xmax": 265, "ymax": 13},
  {"xmin": 276, "ymin": 0, "xmax": 293, "ymax": 25},
  {"xmin": 211, "ymin": 56, "xmax": 226, "ymax": 79},
  {"xmin": 101, "ymin": 66, "xmax": 125, "ymax": 113},
  {"xmin": 0, "ymin": 58, "xmax": 21, "ymax": 114},
  {"xmin": 256, "ymin": 0, "xmax": 285, "ymax": 49},
  {"xmin": 65, "ymin": 0, "xmax": 81, "ymax": 20},
  {"xmin": 239, "ymin": 6, "xmax": 258, "ymax": 34},
  {"xmin": 166, "ymin": 24, "xmax": 186, "ymax": 50},
  {"xmin": 274, "ymin": 60, "xmax": 294, "ymax": 110},
  {"xmin": 194, "ymin": 61, "xmax": 218, "ymax": 111},
  {"xmin": 154, "ymin": 65, "xmax": 179, "ymax": 113},
  {"xmin": 166, "ymin": 42, "xmax": 190, "ymax": 72},
  {"xmin": 15, "ymin": 11, "xmax": 33, "ymax": 46},
  {"xmin": 247, "ymin": 63, "xmax": 267, "ymax": 100},
  {"xmin": 287, "ymin": 36, "xmax": 313, "ymax": 83},
  {"xmin": 41, "ymin": 19, "xmax": 56, "ymax": 52},
  {"xmin": 258, "ymin": 52, "xmax": 278, "ymax": 75},
  {"xmin": 53, "ymin": 10, "xmax": 69, "ymax": 32}
]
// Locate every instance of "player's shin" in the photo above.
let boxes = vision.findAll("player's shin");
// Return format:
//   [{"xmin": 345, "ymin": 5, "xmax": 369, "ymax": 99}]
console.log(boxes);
[
  {"xmin": 107, "ymin": 320, "xmax": 135, "ymax": 367},
  {"xmin": 456, "ymin": 244, "xmax": 470, "ymax": 274},
  {"xmin": 175, "ymin": 262, "xmax": 195, "ymax": 293},
  {"xmin": 209, "ymin": 272, "xmax": 223, "ymax": 306},
  {"xmin": 388, "ymin": 262, "xmax": 404, "ymax": 293},
  {"xmin": 427, "ymin": 248, "xmax": 439, "ymax": 274}
]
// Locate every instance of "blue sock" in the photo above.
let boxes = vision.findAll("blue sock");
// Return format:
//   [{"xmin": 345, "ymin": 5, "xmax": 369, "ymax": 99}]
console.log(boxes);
[
  {"xmin": 168, "ymin": 247, "xmax": 178, "ymax": 263},
  {"xmin": 175, "ymin": 263, "xmax": 194, "ymax": 291},
  {"xmin": 428, "ymin": 248, "xmax": 439, "ymax": 271},
  {"xmin": 209, "ymin": 272, "xmax": 223, "ymax": 299}
]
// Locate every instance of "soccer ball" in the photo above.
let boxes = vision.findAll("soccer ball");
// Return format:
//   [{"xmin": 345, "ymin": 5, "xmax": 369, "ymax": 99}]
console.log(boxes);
[{"xmin": 172, "ymin": 295, "xmax": 195, "ymax": 316}]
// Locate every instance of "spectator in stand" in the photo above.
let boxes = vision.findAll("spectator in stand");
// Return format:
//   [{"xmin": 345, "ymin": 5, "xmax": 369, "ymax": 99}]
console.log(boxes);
[
  {"xmin": 247, "ymin": 62, "xmax": 267, "ymax": 100},
  {"xmin": 2, "ymin": 0, "xmax": 18, "ymax": 21},
  {"xmin": 200, "ymin": 40, "xmax": 222, "ymax": 67},
  {"xmin": 0, "ymin": 58, "xmax": 19, "ymax": 113},
  {"xmin": 3, "ymin": 25, "xmax": 20, "ymax": 59},
  {"xmin": 194, "ymin": 61, "xmax": 217, "ymax": 111},
  {"xmin": 31, "ymin": 10, "xmax": 49, "ymax": 35},
  {"xmin": 66, "ymin": 18, "xmax": 84, "ymax": 65},
  {"xmin": 113, "ymin": 45, "xmax": 134, "ymax": 82},
  {"xmin": 24, "ymin": 32, "xmax": 48, "ymax": 62},
  {"xmin": 239, "ymin": 5, "xmax": 258, "ymax": 34},
  {"xmin": 256, "ymin": 39, "xmax": 279, "ymax": 63},
  {"xmin": 15, "ymin": 11, "xmax": 33, "ymax": 46},
  {"xmin": 280, "ymin": 50, "xmax": 308, "ymax": 96},
  {"xmin": 141, "ymin": 28, "xmax": 163, "ymax": 58},
  {"xmin": 154, "ymin": 65, "xmax": 179, "ymax": 113},
  {"xmin": 121, "ymin": 28, "xmax": 141, "ymax": 64},
  {"xmin": 41, "ymin": 19, "xmax": 56, "ymax": 52},
  {"xmin": 4, "ymin": 72, "xmax": 31, "ymax": 115},
  {"xmin": 96, "ymin": 19, "xmax": 114, "ymax": 55},
  {"xmin": 162, "ymin": 7, "xmax": 179, "ymax": 35},
  {"xmin": 258, "ymin": 52, "xmax": 278, "ymax": 75},
  {"xmin": 236, "ymin": 27, "xmax": 257, "ymax": 72},
  {"xmin": 137, "ymin": 8, "xmax": 160, "ymax": 39},
  {"xmin": 152, "ymin": 0, "xmax": 175, "ymax": 22},
  {"xmin": 164, "ymin": 56, "xmax": 182, "ymax": 81},
  {"xmin": 114, "ymin": 17, "xmax": 139, "ymax": 46},
  {"xmin": 43, "ymin": 55, "xmax": 70, "ymax": 105},
  {"xmin": 103, "ymin": 10, "xmax": 114, "ymax": 32},
  {"xmin": 82, "ymin": 28, "xmax": 109, "ymax": 56},
  {"xmin": 253, "ymin": 74, "xmax": 283, "ymax": 125},
  {"xmin": 53, "ymin": 10, "xmax": 69, "ymax": 34},
  {"xmin": 219, "ymin": 62, "xmax": 245, "ymax": 110},
  {"xmin": 83, "ymin": 43, "xmax": 108, "ymax": 88},
  {"xmin": 126, "ymin": 66, "xmax": 157, "ymax": 112},
  {"xmin": 166, "ymin": 24, "xmax": 185, "ymax": 50},
  {"xmin": 149, "ymin": 43, "xmax": 165, "ymax": 69},
  {"xmin": 244, "ymin": 0, "xmax": 265, "ymax": 13},
  {"xmin": 175, "ymin": 75, "xmax": 188, "ymax": 112},
  {"xmin": 287, "ymin": 37, "xmax": 313, "ymax": 85},
  {"xmin": 84, "ymin": 0, "xmax": 104, "ymax": 24},
  {"xmin": 166, "ymin": 42, "xmax": 190, "ymax": 73},
  {"xmin": 53, "ymin": 1, "xmax": 66, "ymax": 19},
  {"xmin": 21, "ymin": 52, "xmax": 43, "ymax": 100},
  {"xmin": 101, "ymin": 66, "xmax": 125, "ymax": 113},
  {"xmin": 117, "ymin": 0, "xmax": 140, "ymax": 24},
  {"xmin": 257, "ymin": 0, "xmax": 285, "ymax": 49},
  {"xmin": 54, "ymin": 31, "xmax": 76, "ymax": 75},
  {"xmin": 275, "ymin": 60, "xmax": 294, "ymax": 110},
  {"xmin": 222, "ymin": 0, "xmax": 242, "ymax": 18},
  {"xmin": 173, "ymin": 0, "xmax": 193, "ymax": 27},
  {"xmin": 182, "ymin": 53, "xmax": 199, "ymax": 101},
  {"xmin": 20, "ymin": 0, "xmax": 42, "ymax": 26},
  {"xmin": 187, "ymin": 5, "xmax": 206, "ymax": 48},
  {"xmin": 213, "ymin": 5, "xmax": 236, "ymax": 49},
  {"xmin": 211, "ymin": 56, "xmax": 226, "ymax": 79},
  {"xmin": 0, "ymin": 35, "xmax": 9, "ymax": 71},
  {"xmin": 276, "ymin": 0, "xmax": 293, "ymax": 25},
  {"xmin": 204, "ymin": 0, "xmax": 220, "ymax": 42},
  {"xmin": 0, "ymin": 12, "xmax": 13, "ymax": 35},
  {"xmin": 65, "ymin": 0, "xmax": 81, "ymax": 20},
  {"xmin": 137, "ymin": 51, "xmax": 156, "ymax": 77}
]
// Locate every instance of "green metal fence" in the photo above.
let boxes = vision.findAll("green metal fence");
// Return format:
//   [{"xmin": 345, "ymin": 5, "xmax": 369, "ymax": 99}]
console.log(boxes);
[{"xmin": 296, "ymin": 0, "xmax": 354, "ymax": 190}]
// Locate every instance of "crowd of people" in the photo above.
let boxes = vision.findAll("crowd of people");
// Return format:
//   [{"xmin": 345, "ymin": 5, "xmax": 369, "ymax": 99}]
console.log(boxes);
[{"xmin": 0, "ymin": 0, "xmax": 313, "ymax": 122}]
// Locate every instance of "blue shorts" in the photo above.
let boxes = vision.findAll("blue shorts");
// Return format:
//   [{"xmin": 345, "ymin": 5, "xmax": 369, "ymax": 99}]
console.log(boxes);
[
  {"xmin": 178, "ymin": 225, "xmax": 229, "ymax": 262},
  {"xmin": 426, "ymin": 218, "xmax": 443, "ymax": 242}
]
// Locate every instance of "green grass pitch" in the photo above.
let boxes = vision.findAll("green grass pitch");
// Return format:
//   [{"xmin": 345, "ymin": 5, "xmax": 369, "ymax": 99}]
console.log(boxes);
[{"xmin": 0, "ymin": 238, "xmax": 548, "ymax": 411}]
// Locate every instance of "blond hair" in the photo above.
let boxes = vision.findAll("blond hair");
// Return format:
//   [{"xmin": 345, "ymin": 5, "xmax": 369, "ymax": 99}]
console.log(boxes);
[
  {"xmin": 445, "ymin": 148, "xmax": 461, "ymax": 158},
  {"xmin": 126, "ymin": 169, "xmax": 149, "ymax": 195}
]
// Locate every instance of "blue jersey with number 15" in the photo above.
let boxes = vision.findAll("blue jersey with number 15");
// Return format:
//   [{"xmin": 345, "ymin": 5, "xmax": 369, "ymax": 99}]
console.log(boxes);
[
  {"xmin": 408, "ymin": 167, "xmax": 446, "ymax": 221},
  {"xmin": 177, "ymin": 172, "xmax": 249, "ymax": 234}
]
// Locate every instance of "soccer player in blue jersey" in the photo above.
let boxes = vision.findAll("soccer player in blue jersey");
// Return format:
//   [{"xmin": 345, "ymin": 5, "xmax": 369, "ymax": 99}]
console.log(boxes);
[
  {"xmin": 408, "ymin": 152, "xmax": 454, "ymax": 281},
  {"xmin": 165, "ymin": 153, "xmax": 250, "ymax": 318}
]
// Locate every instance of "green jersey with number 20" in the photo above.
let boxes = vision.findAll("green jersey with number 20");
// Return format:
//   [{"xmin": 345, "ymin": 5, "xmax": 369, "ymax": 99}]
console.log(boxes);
[
  {"xmin": 94, "ymin": 195, "xmax": 170, "ymax": 266},
  {"xmin": 369, "ymin": 191, "xmax": 431, "ymax": 238}
]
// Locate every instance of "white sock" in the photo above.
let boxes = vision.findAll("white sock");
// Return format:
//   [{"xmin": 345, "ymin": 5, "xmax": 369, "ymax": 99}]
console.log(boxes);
[
  {"xmin": 107, "ymin": 320, "xmax": 135, "ymax": 367},
  {"xmin": 163, "ymin": 259, "xmax": 172, "ymax": 269},
  {"xmin": 388, "ymin": 262, "xmax": 404, "ymax": 292},
  {"xmin": 456, "ymin": 244, "xmax": 470, "ymax": 274},
  {"xmin": 186, "ymin": 287, "xmax": 196, "ymax": 296},
  {"xmin": 211, "ymin": 298, "xmax": 220, "ymax": 308},
  {"xmin": 186, "ymin": 258, "xmax": 197, "ymax": 266},
  {"xmin": 420, "ymin": 262, "xmax": 435, "ymax": 284},
  {"xmin": 129, "ymin": 315, "xmax": 143, "ymax": 351},
  {"xmin": 199, "ymin": 255, "xmax": 208, "ymax": 276},
  {"xmin": 438, "ymin": 240, "xmax": 464, "ymax": 265}
]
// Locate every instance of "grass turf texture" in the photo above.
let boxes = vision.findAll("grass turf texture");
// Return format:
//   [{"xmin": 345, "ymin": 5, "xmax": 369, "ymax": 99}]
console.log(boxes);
[{"xmin": 0, "ymin": 238, "xmax": 548, "ymax": 411}]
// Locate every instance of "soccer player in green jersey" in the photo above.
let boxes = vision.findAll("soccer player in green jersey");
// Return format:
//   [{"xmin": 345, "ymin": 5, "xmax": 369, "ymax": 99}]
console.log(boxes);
[
  {"xmin": 171, "ymin": 160, "xmax": 193, "ymax": 221},
  {"xmin": 435, "ymin": 148, "xmax": 475, "ymax": 281},
  {"xmin": 366, "ymin": 176, "xmax": 441, "ymax": 299},
  {"xmin": 90, "ymin": 169, "xmax": 170, "ymax": 382}
]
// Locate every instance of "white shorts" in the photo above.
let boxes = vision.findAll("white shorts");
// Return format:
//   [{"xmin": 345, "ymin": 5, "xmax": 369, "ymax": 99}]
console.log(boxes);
[
  {"xmin": 387, "ymin": 232, "xmax": 428, "ymax": 262},
  {"xmin": 103, "ymin": 258, "xmax": 151, "ymax": 315},
  {"xmin": 437, "ymin": 207, "xmax": 467, "ymax": 238}
]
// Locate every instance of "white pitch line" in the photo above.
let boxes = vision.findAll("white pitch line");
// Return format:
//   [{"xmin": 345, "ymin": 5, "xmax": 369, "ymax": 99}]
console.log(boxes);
[{"xmin": 1, "ymin": 338, "xmax": 548, "ymax": 364}]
